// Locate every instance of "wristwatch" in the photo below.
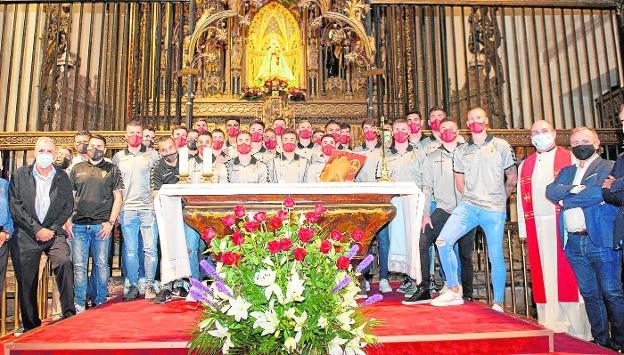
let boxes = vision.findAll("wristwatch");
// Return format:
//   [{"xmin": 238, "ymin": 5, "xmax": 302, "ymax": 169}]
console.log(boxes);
[{"xmin": 106, "ymin": 220, "xmax": 115, "ymax": 226}]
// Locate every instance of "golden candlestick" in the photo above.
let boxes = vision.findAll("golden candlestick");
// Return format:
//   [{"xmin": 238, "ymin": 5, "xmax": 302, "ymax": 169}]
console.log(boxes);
[
  {"xmin": 201, "ymin": 172, "xmax": 215, "ymax": 183},
  {"xmin": 377, "ymin": 115, "xmax": 392, "ymax": 182},
  {"xmin": 177, "ymin": 173, "xmax": 191, "ymax": 184}
]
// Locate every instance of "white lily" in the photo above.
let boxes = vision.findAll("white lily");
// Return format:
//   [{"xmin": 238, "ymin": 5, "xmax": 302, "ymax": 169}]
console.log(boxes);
[
  {"xmin": 250, "ymin": 301, "xmax": 280, "ymax": 336},
  {"xmin": 284, "ymin": 307, "xmax": 297, "ymax": 319},
  {"xmin": 284, "ymin": 331, "xmax": 302, "ymax": 352},
  {"xmin": 337, "ymin": 310, "xmax": 355, "ymax": 331},
  {"xmin": 344, "ymin": 337, "xmax": 366, "ymax": 355},
  {"xmin": 208, "ymin": 320, "xmax": 230, "ymax": 338},
  {"xmin": 317, "ymin": 316, "xmax": 328, "ymax": 329},
  {"xmin": 262, "ymin": 256, "xmax": 275, "ymax": 266},
  {"xmin": 284, "ymin": 272, "xmax": 305, "ymax": 304},
  {"xmin": 254, "ymin": 269, "xmax": 277, "ymax": 287},
  {"xmin": 265, "ymin": 283, "xmax": 285, "ymax": 303},
  {"xmin": 293, "ymin": 311, "xmax": 308, "ymax": 332},
  {"xmin": 222, "ymin": 335, "xmax": 235, "ymax": 354},
  {"xmin": 327, "ymin": 336, "xmax": 348, "ymax": 355},
  {"xmin": 226, "ymin": 296, "xmax": 252, "ymax": 322}
]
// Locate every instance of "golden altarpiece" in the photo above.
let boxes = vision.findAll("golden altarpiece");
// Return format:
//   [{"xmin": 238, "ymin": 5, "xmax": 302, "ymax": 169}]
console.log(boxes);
[{"xmin": 174, "ymin": 0, "xmax": 377, "ymax": 127}]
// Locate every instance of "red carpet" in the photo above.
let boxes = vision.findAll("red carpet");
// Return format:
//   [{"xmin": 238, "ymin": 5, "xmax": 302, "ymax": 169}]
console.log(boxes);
[{"xmin": 0, "ymin": 292, "xmax": 612, "ymax": 354}]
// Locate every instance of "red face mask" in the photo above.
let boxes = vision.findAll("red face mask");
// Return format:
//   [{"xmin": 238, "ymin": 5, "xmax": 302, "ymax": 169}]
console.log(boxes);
[
  {"xmin": 273, "ymin": 126, "xmax": 285, "ymax": 136},
  {"xmin": 363, "ymin": 130, "xmax": 377, "ymax": 141},
  {"xmin": 127, "ymin": 135, "xmax": 142, "ymax": 148},
  {"xmin": 331, "ymin": 132, "xmax": 341, "ymax": 141},
  {"xmin": 429, "ymin": 119, "xmax": 440, "ymax": 132},
  {"xmin": 313, "ymin": 137, "xmax": 322, "ymax": 145},
  {"xmin": 264, "ymin": 139, "xmax": 277, "ymax": 150},
  {"xmin": 227, "ymin": 126, "xmax": 240, "ymax": 137},
  {"xmin": 251, "ymin": 132, "xmax": 263, "ymax": 143},
  {"xmin": 237, "ymin": 143, "xmax": 251, "ymax": 155},
  {"xmin": 339, "ymin": 134, "xmax": 350, "ymax": 145},
  {"xmin": 196, "ymin": 127, "xmax": 207, "ymax": 134},
  {"xmin": 212, "ymin": 139, "xmax": 224, "ymax": 150},
  {"xmin": 468, "ymin": 121, "xmax": 486, "ymax": 134},
  {"xmin": 282, "ymin": 143, "xmax": 296, "ymax": 153},
  {"xmin": 174, "ymin": 136, "xmax": 187, "ymax": 148},
  {"xmin": 299, "ymin": 129, "xmax": 312, "ymax": 139},
  {"xmin": 197, "ymin": 145, "xmax": 207, "ymax": 156},
  {"xmin": 393, "ymin": 132, "xmax": 408, "ymax": 143},
  {"xmin": 321, "ymin": 144, "xmax": 335, "ymax": 157},
  {"xmin": 440, "ymin": 129, "xmax": 458, "ymax": 143},
  {"xmin": 408, "ymin": 122, "xmax": 421, "ymax": 134}
]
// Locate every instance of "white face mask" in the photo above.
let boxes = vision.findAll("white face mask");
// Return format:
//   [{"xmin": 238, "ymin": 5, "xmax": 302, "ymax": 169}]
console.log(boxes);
[
  {"xmin": 531, "ymin": 133, "xmax": 555, "ymax": 151},
  {"xmin": 36, "ymin": 153, "xmax": 54, "ymax": 169}
]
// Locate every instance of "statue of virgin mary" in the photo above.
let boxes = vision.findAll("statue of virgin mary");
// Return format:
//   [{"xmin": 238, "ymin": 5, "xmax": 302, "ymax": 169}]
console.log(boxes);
[{"xmin": 255, "ymin": 36, "xmax": 296, "ymax": 84}]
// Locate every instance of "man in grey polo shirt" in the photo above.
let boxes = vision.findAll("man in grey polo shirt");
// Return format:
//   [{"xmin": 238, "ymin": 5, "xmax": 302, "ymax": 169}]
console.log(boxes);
[
  {"xmin": 113, "ymin": 120, "xmax": 160, "ymax": 301},
  {"xmin": 432, "ymin": 107, "xmax": 517, "ymax": 311}
]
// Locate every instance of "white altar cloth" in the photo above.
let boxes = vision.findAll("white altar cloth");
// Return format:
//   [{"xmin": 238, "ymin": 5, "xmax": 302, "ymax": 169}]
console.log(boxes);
[{"xmin": 154, "ymin": 182, "xmax": 425, "ymax": 284}]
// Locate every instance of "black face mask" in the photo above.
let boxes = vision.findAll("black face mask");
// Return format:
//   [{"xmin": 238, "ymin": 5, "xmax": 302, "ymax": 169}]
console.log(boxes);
[
  {"xmin": 187, "ymin": 139, "xmax": 198, "ymax": 151},
  {"xmin": 76, "ymin": 143, "xmax": 88, "ymax": 155},
  {"xmin": 572, "ymin": 144, "xmax": 596, "ymax": 161},
  {"xmin": 88, "ymin": 148, "xmax": 105, "ymax": 161},
  {"xmin": 163, "ymin": 152, "xmax": 177, "ymax": 164},
  {"xmin": 54, "ymin": 157, "xmax": 72, "ymax": 170}
]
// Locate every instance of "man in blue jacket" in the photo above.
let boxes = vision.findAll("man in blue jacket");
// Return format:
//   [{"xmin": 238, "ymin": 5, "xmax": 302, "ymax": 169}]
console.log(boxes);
[
  {"xmin": 0, "ymin": 165, "xmax": 14, "ymax": 292},
  {"xmin": 546, "ymin": 127, "xmax": 623, "ymax": 352}
]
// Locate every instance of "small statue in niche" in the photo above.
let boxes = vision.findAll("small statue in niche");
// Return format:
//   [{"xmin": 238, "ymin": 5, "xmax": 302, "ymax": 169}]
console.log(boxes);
[
  {"xmin": 307, "ymin": 38, "xmax": 319, "ymax": 71},
  {"xmin": 231, "ymin": 36, "xmax": 242, "ymax": 69},
  {"xmin": 325, "ymin": 44, "xmax": 344, "ymax": 78}
]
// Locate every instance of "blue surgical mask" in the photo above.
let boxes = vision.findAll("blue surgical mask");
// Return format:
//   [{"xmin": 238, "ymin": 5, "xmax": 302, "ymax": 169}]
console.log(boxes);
[
  {"xmin": 531, "ymin": 133, "xmax": 555, "ymax": 151},
  {"xmin": 36, "ymin": 153, "xmax": 54, "ymax": 169}
]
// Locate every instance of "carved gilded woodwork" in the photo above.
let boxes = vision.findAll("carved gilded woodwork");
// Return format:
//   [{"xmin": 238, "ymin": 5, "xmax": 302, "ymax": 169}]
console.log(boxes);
[{"xmin": 369, "ymin": 0, "xmax": 618, "ymax": 7}]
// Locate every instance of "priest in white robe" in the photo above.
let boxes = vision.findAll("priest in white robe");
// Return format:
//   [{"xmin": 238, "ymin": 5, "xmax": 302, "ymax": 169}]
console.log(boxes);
[{"xmin": 516, "ymin": 120, "xmax": 591, "ymax": 340}]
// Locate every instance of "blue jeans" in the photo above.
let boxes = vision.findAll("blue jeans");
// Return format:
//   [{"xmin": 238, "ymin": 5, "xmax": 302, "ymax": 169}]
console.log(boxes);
[
  {"xmin": 565, "ymin": 234, "xmax": 624, "ymax": 346},
  {"xmin": 436, "ymin": 203, "xmax": 506, "ymax": 303},
  {"xmin": 376, "ymin": 224, "xmax": 390, "ymax": 279},
  {"xmin": 120, "ymin": 210, "xmax": 158, "ymax": 286},
  {"xmin": 184, "ymin": 224, "xmax": 200, "ymax": 280},
  {"xmin": 71, "ymin": 224, "xmax": 112, "ymax": 308}
]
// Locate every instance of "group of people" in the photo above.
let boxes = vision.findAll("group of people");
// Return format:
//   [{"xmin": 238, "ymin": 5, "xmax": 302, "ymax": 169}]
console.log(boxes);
[{"xmin": 0, "ymin": 106, "xmax": 622, "ymax": 352}]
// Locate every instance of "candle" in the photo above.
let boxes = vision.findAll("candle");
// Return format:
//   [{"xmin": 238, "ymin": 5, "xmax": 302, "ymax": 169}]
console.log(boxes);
[
  {"xmin": 179, "ymin": 147, "xmax": 189, "ymax": 175},
  {"xmin": 203, "ymin": 146, "xmax": 213, "ymax": 174}
]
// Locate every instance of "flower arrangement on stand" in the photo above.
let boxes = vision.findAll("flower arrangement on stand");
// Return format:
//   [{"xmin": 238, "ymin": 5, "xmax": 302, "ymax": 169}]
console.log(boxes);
[
  {"xmin": 241, "ymin": 86, "xmax": 264, "ymax": 101},
  {"xmin": 262, "ymin": 77, "xmax": 289, "ymax": 96},
  {"xmin": 287, "ymin": 87, "xmax": 306, "ymax": 102},
  {"xmin": 189, "ymin": 198, "xmax": 381, "ymax": 355}
]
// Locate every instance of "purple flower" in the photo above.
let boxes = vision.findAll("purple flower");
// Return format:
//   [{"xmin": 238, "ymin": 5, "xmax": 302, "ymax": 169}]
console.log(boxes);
[
  {"xmin": 190, "ymin": 278, "xmax": 212, "ymax": 294},
  {"xmin": 332, "ymin": 276, "xmax": 352, "ymax": 294},
  {"xmin": 215, "ymin": 281, "xmax": 233, "ymax": 298},
  {"xmin": 190, "ymin": 289, "xmax": 214, "ymax": 306},
  {"xmin": 361, "ymin": 293, "xmax": 383, "ymax": 306},
  {"xmin": 355, "ymin": 254, "xmax": 374, "ymax": 273},
  {"xmin": 200, "ymin": 260, "xmax": 222, "ymax": 282},
  {"xmin": 346, "ymin": 244, "xmax": 360, "ymax": 260}
]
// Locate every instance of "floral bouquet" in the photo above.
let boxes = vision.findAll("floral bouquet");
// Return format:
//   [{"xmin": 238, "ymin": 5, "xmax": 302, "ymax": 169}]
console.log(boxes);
[
  {"xmin": 287, "ymin": 87, "xmax": 306, "ymax": 102},
  {"xmin": 189, "ymin": 197, "xmax": 381, "ymax": 355},
  {"xmin": 241, "ymin": 85, "xmax": 264, "ymax": 101},
  {"xmin": 262, "ymin": 77, "xmax": 289, "ymax": 95}
]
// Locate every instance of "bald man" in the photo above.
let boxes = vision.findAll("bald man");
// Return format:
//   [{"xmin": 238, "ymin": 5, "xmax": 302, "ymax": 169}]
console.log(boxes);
[
  {"xmin": 9, "ymin": 137, "xmax": 76, "ymax": 332},
  {"xmin": 516, "ymin": 120, "xmax": 590, "ymax": 339},
  {"xmin": 547, "ymin": 127, "xmax": 623, "ymax": 351}
]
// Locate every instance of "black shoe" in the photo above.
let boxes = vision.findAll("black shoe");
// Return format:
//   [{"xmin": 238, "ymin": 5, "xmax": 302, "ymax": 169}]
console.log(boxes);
[
  {"xmin": 172, "ymin": 286, "xmax": 188, "ymax": 298},
  {"xmin": 610, "ymin": 341, "xmax": 624, "ymax": 353},
  {"xmin": 402, "ymin": 284, "xmax": 432, "ymax": 305},
  {"xmin": 153, "ymin": 289, "xmax": 173, "ymax": 304},
  {"xmin": 123, "ymin": 285, "xmax": 140, "ymax": 301}
]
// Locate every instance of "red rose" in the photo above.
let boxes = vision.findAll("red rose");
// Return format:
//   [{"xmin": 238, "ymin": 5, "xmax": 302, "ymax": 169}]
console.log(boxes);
[
  {"xmin": 268, "ymin": 240, "xmax": 281, "ymax": 254},
  {"xmin": 298, "ymin": 228, "xmax": 315, "ymax": 243},
  {"xmin": 233, "ymin": 205, "xmax": 246, "ymax": 218},
  {"xmin": 243, "ymin": 221, "xmax": 258, "ymax": 233},
  {"xmin": 269, "ymin": 216, "xmax": 283, "ymax": 229},
  {"xmin": 320, "ymin": 239, "xmax": 332, "ymax": 254},
  {"xmin": 351, "ymin": 229, "xmax": 364, "ymax": 242},
  {"xmin": 222, "ymin": 214, "xmax": 236, "ymax": 227},
  {"xmin": 330, "ymin": 229, "xmax": 343, "ymax": 242},
  {"xmin": 231, "ymin": 231, "xmax": 244, "ymax": 245},
  {"xmin": 277, "ymin": 210, "xmax": 289, "ymax": 220},
  {"xmin": 305, "ymin": 211, "xmax": 319, "ymax": 224},
  {"xmin": 283, "ymin": 197, "xmax": 295, "ymax": 208},
  {"xmin": 293, "ymin": 247, "xmax": 308, "ymax": 261},
  {"xmin": 336, "ymin": 256, "xmax": 350, "ymax": 270},
  {"xmin": 314, "ymin": 203, "xmax": 327, "ymax": 215},
  {"xmin": 279, "ymin": 238, "xmax": 293, "ymax": 251},
  {"xmin": 222, "ymin": 251, "xmax": 242, "ymax": 266},
  {"xmin": 201, "ymin": 227, "xmax": 216, "ymax": 243},
  {"xmin": 254, "ymin": 211, "xmax": 267, "ymax": 223}
]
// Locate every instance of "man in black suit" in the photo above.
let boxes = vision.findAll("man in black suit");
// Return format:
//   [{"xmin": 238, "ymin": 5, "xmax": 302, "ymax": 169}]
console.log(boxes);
[{"xmin": 9, "ymin": 137, "xmax": 76, "ymax": 332}]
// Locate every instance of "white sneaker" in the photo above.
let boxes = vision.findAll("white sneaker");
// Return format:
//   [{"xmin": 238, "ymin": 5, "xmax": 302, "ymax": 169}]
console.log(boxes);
[
  {"xmin": 439, "ymin": 281, "xmax": 448, "ymax": 294},
  {"xmin": 363, "ymin": 279, "xmax": 371, "ymax": 292},
  {"xmin": 431, "ymin": 289, "xmax": 464, "ymax": 307},
  {"xmin": 491, "ymin": 303, "xmax": 504, "ymax": 313},
  {"xmin": 379, "ymin": 279, "xmax": 392, "ymax": 293}
]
